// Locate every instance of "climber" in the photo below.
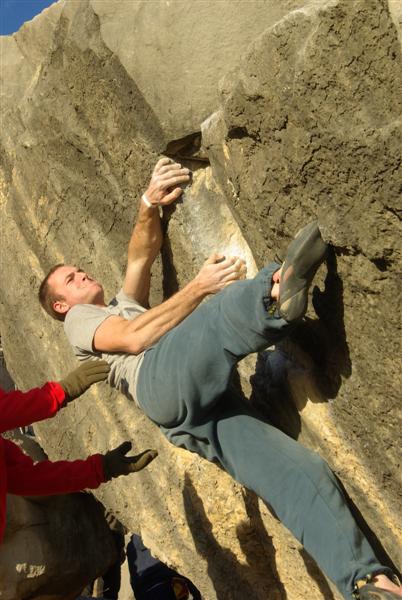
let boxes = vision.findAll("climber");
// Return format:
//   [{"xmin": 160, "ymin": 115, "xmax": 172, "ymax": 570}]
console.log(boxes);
[
  {"xmin": 0, "ymin": 360, "xmax": 157, "ymax": 543},
  {"xmin": 39, "ymin": 158, "xmax": 401, "ymax": 600}
]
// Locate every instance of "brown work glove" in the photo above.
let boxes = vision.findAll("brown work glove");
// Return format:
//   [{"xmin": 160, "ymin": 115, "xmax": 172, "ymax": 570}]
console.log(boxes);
[
  {"xmin": 58, "ymin": 360, "xmax": 110, "ymax": 403},
  {"xmin": 102, "ymin": 442, "xmax": 158, "ymax": 481}
]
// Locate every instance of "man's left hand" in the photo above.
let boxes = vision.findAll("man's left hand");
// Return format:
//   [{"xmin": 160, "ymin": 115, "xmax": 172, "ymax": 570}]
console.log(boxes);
[{"xmin": 143, "ymin": 157, "xmax": 191, "ymax": 207}]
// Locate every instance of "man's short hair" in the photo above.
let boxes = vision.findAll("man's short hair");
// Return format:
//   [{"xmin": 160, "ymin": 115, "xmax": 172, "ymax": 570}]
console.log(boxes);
[{"xmin": 39, "ymin": 264, "xmax": 66, "ymax": 322}]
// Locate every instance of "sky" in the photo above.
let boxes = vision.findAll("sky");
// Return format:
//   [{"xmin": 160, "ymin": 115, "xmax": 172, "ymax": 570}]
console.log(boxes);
[{"xmin": 0, "ymin": 0, "xmax": 57, "ymax": 35}]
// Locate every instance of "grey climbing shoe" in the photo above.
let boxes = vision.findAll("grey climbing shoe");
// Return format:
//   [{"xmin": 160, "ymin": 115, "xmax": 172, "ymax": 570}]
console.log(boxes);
[
  {"xmin": 354, "ymin": 574, "xmax": 402, "ymax": 600},
  {"xmin": 278, "ymin": 221, "xmax": 328, "ymax": 322},
  {"xmin": 358, "ymin": 584, "xmax": 402, "ymax": 599}
]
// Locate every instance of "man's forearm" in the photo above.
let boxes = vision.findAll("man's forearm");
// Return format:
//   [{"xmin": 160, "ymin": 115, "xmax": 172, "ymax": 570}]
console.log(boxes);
[
  {"xmin": 95, "ymin": 254, "xmax": 246, "ymax": 355},
  {"xmin": 127, "ymin": 200, "xmax": 163, "ymax": 267},
  {"xmin": 123, "ymin": 160, "xmax": 191, "ymax": 303},
  {"xmin": 127, "ymin": 159, "xmax": 191, "ymax": 268},
  {"xmin": 119, "ymin": 278, "xmax": 207, "ymax": 354}
]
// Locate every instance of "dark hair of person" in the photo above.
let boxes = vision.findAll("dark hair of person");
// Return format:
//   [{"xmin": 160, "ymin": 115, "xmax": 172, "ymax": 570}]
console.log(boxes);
[{"xmin": 38, "ymin": 264, "xmax": 66, "ymax": 322}]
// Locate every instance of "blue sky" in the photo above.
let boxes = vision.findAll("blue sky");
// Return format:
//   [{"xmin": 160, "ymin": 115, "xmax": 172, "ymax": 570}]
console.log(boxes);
[{"xmin": 0, "ymin": 0, "xmax": 56, "ymax": 35}]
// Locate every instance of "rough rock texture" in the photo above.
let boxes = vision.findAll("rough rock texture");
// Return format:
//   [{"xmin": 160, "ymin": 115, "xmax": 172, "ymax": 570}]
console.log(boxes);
[
  {"xmin": 89, "ymin": 0, "xmax": 311, "ymax": 141},
  {"xmin": 0, "ymin": 432, "xmax": 117, "ymax": 600},
  {"xmin": 0, "ymin": 1, "xmax": 401, "ymax": 599},
  {"xmin": 202, "ymin": 0, "xmax": 402, "ymax": 562}
]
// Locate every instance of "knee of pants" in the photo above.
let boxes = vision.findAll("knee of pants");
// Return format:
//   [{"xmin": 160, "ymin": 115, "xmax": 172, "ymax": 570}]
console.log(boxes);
[{"xmin": 300, "ymin": 451, "xmax": 339, "ymax": 490}]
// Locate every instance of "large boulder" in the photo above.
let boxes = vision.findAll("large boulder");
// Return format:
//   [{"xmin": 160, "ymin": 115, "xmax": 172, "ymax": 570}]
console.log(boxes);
[
  {"xmin": 0, "ymin": 1, "xmax": 400, "ymax": 598},
  {"xmin": 202, "ymin": 0, "xmax": 402, "ymax": 564}
]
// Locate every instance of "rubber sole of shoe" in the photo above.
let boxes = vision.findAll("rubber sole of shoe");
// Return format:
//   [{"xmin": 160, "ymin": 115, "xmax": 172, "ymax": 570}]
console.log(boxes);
[{"xmin": 278, "ymin": 221, "xmax": 327, "ymax": 321}]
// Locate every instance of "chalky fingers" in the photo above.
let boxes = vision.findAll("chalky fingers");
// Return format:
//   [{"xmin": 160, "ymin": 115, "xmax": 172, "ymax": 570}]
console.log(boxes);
[
  {"xmin": 222, "ymin": 258, "xmax": 247, "ymax": 285},
  {"xmin": 156, "ymin": 162, "xmax": 182, "ymax": 176},
  {"xmin": 158, "ymin": 170, "xmax": 191, "ymax": 190},
  {"xmin": 153, "ymin": 157, "xmax": 173, "ymax": 174}
]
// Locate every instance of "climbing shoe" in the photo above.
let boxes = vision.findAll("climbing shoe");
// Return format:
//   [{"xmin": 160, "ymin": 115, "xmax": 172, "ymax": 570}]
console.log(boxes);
[
  {"xmin": 278, "ymin": 221, "xmax": 328, "ymax": 322},
  {"xmin": 357, "ymin": 584, "xmax": 402, "ymax": 599},
  {"xmin": 354, "ymin": 573, "xmax": 402, "ymax": 599}
]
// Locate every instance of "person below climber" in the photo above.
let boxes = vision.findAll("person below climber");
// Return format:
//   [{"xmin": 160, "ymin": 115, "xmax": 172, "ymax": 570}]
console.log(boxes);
[
  {"xmin": 126, "ymin": 533, "xmax": 201, "ymax": 600},
  {"xmin": 0, "ymin": 360, "xmax": 157, "ymax": 543},
  {"xmin": 39, "ymin": 158, "xmax": 401, "ymax": 600}
]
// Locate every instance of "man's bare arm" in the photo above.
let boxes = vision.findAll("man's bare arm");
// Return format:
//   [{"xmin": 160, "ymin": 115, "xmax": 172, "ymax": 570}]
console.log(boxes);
[
  {"xmin": 95, "ymin": 255, "xmax": 246, "ymax": 354},
  {"xmin": 123, "ymin": 158, "xmax": 190, "ymax": 306}
]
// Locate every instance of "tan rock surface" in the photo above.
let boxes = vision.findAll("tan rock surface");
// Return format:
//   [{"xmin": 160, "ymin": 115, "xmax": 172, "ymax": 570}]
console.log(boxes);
[{"xmin": 0, "ymin": 1, "xmax": 400, "ymax": 598}]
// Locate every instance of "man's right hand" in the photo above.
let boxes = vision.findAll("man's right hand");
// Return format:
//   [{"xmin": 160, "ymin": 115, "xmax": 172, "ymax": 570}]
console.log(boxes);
[
  {"xmin": 194, "ymin": 254, "xmax": 247, "ymax": 295},
  {"xmin": 143, "ymin": 157, "xmax": 191, "ymax": 207}
]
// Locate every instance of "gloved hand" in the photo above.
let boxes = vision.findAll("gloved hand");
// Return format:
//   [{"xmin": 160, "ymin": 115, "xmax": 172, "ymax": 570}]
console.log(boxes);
[
  {"xmin": 102, "ymin": 442, "xmax": 158, "ymax": 481},
  {"xmin": 58, "ymin": 360, "xmax": 110, "ymax": 402}
]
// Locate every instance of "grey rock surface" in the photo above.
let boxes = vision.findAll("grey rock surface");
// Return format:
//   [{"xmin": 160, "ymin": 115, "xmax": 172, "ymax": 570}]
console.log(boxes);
[
  {"xmin": 0, "ymin": 0, "xmax": 401, "ymax": 598},
  {"xmin": 88, "ymin": 0, "xmax": 314, "ymax": 140}
]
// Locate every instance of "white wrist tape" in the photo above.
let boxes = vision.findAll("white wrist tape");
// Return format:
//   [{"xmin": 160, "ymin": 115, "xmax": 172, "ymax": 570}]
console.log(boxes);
[{"xmin": 142, "ymin": 193, "xmax": 158, "ymax": 208}]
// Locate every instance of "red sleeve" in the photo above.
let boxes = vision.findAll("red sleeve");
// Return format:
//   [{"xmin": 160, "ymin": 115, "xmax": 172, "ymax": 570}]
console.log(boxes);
[
  {"xmin": 0, "ymin": 383, "xmax": 66, "ymax": 433},
  {"xmin": 3, "ymin": 439, "xmax": 105, "ymax": 496}
]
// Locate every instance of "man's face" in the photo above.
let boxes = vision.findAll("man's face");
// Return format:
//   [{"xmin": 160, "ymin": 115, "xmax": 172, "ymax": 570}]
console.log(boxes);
[{"xmin": 48, "ymin": 265, "xmax": 105, "ymax": 316}]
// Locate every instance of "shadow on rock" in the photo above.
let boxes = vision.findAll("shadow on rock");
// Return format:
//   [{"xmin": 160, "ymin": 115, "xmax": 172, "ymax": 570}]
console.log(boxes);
[
  {"xmin": 335, "ymin": 477, "xmax": 402, "ymax": 582},
  {"xmin": 239, "ymin": 491, "xmax": 287, "ymax": 599},
  {"xmin": 183, "ymin": 473, "xmax": 286, "ymax": 599},
  {"xmin": 293, "ymin": 248, "xmax": 352, "ymax": 399},
  {"xmin": 250, "ymin": 248, "xmax": 351, "ymax": 439},
  {"xmin": 298, "ymin": 548, "xmax": 336, "ymax": 600},
  {"xmin": 250, "ymin": 348, "xmax": 303, "ymax": 440},
  {"xmin": 161, "ymin": 221, "xmax": 179, "ymax": 298}
]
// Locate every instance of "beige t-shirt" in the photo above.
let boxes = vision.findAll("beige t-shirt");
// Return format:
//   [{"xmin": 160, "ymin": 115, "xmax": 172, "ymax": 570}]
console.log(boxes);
[{"xmin": 64, "ymin": 289, "xmax": 147, "ymax": 406}]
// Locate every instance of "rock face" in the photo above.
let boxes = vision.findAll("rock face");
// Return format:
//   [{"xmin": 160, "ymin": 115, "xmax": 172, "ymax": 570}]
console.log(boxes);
[
  {"xmin": 202, "ymin": 0, "xmax": 402, "ymax": 557},
  {"xmin": 0, "ymin": 342, "xmax": 14, "ymax": 391},
  {"xmin": 0, "ymin": 1, "xmax": 401, "ymax": 599},
  {"xmin": 0, "ymin": 432, "xmax": 117, "ymax": 600}
]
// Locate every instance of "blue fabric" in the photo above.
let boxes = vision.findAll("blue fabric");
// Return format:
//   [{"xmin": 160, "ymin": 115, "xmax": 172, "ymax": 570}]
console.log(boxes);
[
  {"xmin": 137, "ymin": 264, "xmax": 384, "ymax": 599},
  {"xmin": 127, "ymin": 534, "xmax": 201, "ymax": 599}
]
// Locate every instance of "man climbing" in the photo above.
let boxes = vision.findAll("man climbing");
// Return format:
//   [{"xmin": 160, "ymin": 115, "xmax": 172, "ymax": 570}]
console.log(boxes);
[
  {"xmin": 0, "ymin": 360, "xmax": 157, "ymax": 543},
  {"xmin": 39, "ymin": 158, "xmax": 401, "ymax": 600}
]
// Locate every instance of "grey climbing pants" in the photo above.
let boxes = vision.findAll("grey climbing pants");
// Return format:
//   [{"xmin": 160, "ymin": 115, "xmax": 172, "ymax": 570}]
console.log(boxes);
[{"xmin": 137, "ymin": 263, "xmax": 385, "ymax": 599}]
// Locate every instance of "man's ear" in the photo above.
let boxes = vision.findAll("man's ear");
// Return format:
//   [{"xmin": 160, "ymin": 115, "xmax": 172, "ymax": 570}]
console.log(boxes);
[{"xmin": 53, "ymin": 300, "xmax": 70, "ymax": 315}]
